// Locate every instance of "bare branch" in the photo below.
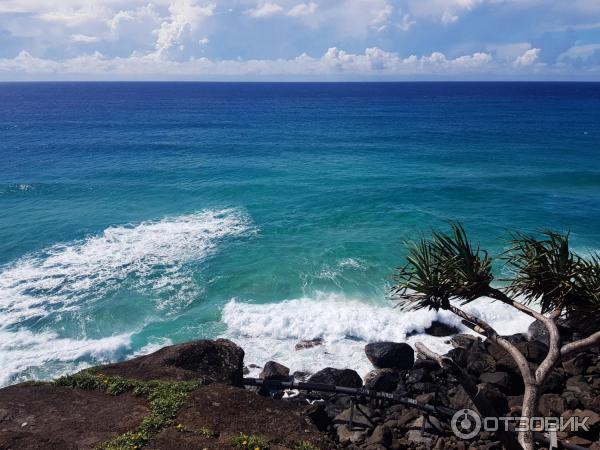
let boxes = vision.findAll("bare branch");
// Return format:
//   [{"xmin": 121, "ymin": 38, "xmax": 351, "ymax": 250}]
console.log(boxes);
[{"xmin": 561, "ymin": 330, "xmax": 600, "ymax": 359}]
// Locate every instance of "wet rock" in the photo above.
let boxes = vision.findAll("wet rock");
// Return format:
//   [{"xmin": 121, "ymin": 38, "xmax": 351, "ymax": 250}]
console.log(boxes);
[
  {"xmin": 406, "ymin": 368, "xmax": 432, "ymax": 385},
  {"xmin": 260, "ymin": 361, "xmax": 290, "ymax": 381},
  {"xmin": 424, "ymin": 320, "xmax": 460, "ymax": 337},
  {"xmin": 365, "ymin": 342, "xmax": 414, "ymax": 370},
  {"xmin": 308, "ymin": 368, "xmax": 363, "ymax": 388},
  {"xmin": 295, "ymin": 338, "xmax": 324, "ymax": 350}
]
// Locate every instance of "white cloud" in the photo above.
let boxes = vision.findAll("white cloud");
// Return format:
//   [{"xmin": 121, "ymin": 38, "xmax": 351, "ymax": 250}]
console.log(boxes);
[
  {"xmin": 441, "ymin": 11, "xmax": 458, "ymax": 24},
  {"xmin": 287, "ymin": 2, "xmax": 318, "ymax": 17},
  {"xmin": 558, "ymin": 43, "xmax": 600, "ymax": 61},
  {"xmin": 514, "ymin": 47, "xmax": 540, "ymax": 66},
  {"xmin": 246, "ymin": 2, "xmax": 284, "ymax": 18},
  {"xmin": 398, "ymin": 13, "xmax": 416, "ymax": 31},
  {"xmin": 0, "ymin": 46, "xmax": 500, "ymax": 79},
  {"xmin": 151, "ymin": 0, "xmax": 215, "ymax": 60},
  {"xmin": 71, "ymin": 34, "xmax": 99, "ymax": 43}
]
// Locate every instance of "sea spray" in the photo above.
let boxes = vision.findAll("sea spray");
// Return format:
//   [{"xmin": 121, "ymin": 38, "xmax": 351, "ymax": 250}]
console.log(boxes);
[{"xmin": 221, "ymin": 293, "xmax": 535, "ymax": 377}]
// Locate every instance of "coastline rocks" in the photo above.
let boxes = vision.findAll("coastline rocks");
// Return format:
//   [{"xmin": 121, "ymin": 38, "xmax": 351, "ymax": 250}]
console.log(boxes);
[
  {"xmin": 424, "ymin": 320, "xmax": 460, "ymax": 337},
  {"xmin": 365, "ymin": 342, "xmax": 414, "ymax": 370},
  {"xmin": 364, "ymin": 369, "xmax": 399, "ymax": 393},
  {"xmin": 97, "ymin": 338, "xmax": 245, "ymax": 386},
  {"xmin": 308, "ymin": 368, "xmax": 363, "ymax": 388},
  {"xmin": 295, "ymin": 338, "xmax": 324, "ymax": 350},
  {"xmin": 260, "ymin": 361, "xmax": 290, "ymax": 381}
]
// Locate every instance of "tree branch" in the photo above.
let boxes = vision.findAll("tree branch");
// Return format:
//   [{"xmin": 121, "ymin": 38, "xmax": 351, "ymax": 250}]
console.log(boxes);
[{"xmin": 561, "ymin": 330, "xmax": 600, "ymax": 359}]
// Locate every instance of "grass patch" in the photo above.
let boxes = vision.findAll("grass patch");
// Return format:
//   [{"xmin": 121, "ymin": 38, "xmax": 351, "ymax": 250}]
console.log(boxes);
[
  {"xmin": 294, "ymin": 441, "xmax": 319, "ymax": 450},
  {"xmin": 54, "ymin": 370, "xmax": 200, "ymax": 450},
  {"xmin": 231, "ymin": 432, "xmax": 269, "ymax": 450}
]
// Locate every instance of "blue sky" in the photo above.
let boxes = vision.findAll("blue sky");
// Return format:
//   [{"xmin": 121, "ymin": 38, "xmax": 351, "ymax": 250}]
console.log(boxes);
[{"xmin": 1, "ymin": 0, "xmax": 600, "ymax": 80}]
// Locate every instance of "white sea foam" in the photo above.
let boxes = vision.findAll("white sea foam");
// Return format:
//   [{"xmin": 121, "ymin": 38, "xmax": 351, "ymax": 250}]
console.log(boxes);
[
  {"xmin": 221, "ymin": 293, "xmax": 535, "ymax": 378},
  {"xmin": 0, "ymin": 328, "xmax": 132, "ymax": 386},
  {"xmin": 0, "ymin": 208, "xmax": 252, "ymax": 326},
  {"xmin": 0, "ymin": 208, "xmax": 252, "ymax": 386}
]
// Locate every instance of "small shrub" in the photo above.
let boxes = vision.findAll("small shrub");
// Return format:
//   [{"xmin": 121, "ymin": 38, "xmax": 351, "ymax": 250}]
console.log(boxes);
[
  {"xmin": 232, "ymin": 433, "xmax": 269, "ymax": 450},
  {"xmin": 294, "ymin": 441, "xmax": 318, "ymax": 450}
]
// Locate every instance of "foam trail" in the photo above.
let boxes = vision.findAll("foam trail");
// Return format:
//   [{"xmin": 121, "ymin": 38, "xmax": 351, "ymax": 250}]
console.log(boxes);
[
  {"xmin": 0, "ymin": 208, "xmax": 252, "ymax": 386},
  {"xmin": 0, "ymin": 208, "xmax": 251, "ymax": 326},
  {"xmin": 221, "ymin": 293, "xmax": 534, "ymax": 378},
  {"xmin": 0, "ymin": 328, "xmax": 132, "ymax": 386}
]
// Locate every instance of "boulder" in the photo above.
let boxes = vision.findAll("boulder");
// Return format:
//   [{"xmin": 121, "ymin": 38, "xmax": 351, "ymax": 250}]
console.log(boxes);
[
  {"xmin": 479, "ymin": 372, "xmax": 511, "ymax": 392},
  {"xmin": 447, "ymin": 334, "xmax": 484, "ymax": 351},
  {"xmin": 539, "ymin": 393, "xmax": 566, "ymax": 417},
  {"xmin": 336, "ymin": 425, "xmax": 366, "ymax": 445},
  {"xmin": 366, "ymin": 424, "xmax": 392, "ymax": 447},
  {"xmin": 97, "ymin": 338, "xmax": 245, "ymax": 385},
  {"xmin": 333, "ymin": 406, "xmax": 374, "ymax": 430},
  {"xmin": 295, "ymin": 338, "xmax": 324, "ymax": 350},
  {"xmin": 305, "ymin": 403, "xmax": 331, "ymax": 431},
  {"xmin": 259, "ymin": 361, "xmax": 290, "ymax": 380},
  {"xmin": 365, "ymin": 342, "xmax": 414, "ymax": 370},
  {"xmin": 364, "ymin": 369, "xmax": 399, "ymax": 392},
  {"xmin": 308, "ymin": 368, "xmax": 363, "ymax": 388},
  {"xmin": 424, "ymin": 320, "xmax": 460, "ymax": 337},
  {"xmin": 563, "ymin": 354, "xmax": 590, "ymax": 377},
  {"xmin": 528, "ymin": 320, "xmax": 550, "ymax": 346}
]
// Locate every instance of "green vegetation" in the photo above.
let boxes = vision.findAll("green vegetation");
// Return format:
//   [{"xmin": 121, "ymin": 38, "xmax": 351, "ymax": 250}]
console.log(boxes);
[
  {"xmin": 294, "ymin": 440, "xmax": 319, "ymax": 450},
  {"xmin": 231, "ymin": 432, "xmax": 269, "ymax": 450},
  {"xmin": 54, "ymin": 370, "xmax": 200, "ymax": 450}
]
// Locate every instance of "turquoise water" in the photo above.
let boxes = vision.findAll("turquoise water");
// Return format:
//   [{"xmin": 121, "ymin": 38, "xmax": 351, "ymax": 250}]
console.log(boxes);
[{"xmin": 1, "ymin": 82, "xmax": 600, "ymax": 385}]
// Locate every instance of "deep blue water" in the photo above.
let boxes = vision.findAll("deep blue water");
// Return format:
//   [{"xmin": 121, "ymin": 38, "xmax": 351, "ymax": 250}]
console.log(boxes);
[{"xmin": 1, "ymin": 82, "xmax": 599, "ymax": 385}]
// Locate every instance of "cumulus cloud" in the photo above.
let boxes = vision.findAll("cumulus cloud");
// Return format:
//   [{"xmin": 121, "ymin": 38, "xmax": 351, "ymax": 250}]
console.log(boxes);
[
  {"xmin": 0, "ymin": 46, "xmax": 499, "ymax": 79},
  {"xmin": 287, "ymin": 2, "xmax": 318, "ymax": 17},
  {"xmin": 71, "ymin": 34, "xmax": 98, "ymax": 43},
  {"xmin": 246, "ymin": 2, "xmax": 284, "ymax": 18},
  {"xmin": 514, "ymin": 47, "xmax": 540, "ymax": 66},
  {"xmin": 151, "ymin": 0, "xmax": 215, "ymax": 60}
]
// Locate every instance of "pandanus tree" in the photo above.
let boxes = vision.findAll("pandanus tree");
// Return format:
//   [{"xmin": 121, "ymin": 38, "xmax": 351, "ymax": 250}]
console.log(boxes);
[{"xmin": 392, "ymin": 224, "xmax": 600, "ymax": 450}]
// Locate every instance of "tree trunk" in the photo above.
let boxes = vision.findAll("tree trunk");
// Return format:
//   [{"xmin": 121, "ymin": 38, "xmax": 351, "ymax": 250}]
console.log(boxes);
[{"xmin": 519, "ymin": 383, "xmax": 539, "ymax": 450}]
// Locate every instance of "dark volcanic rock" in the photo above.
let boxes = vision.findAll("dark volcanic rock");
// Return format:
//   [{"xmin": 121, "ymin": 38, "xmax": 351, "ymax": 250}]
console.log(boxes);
[
  {"xmin": 447, "ymin": 334, "xmax": 484, "ymax": 351},
  {"xmin": 98, "ymin": 338, "xmax": 245, "ymax": 385},
  {"xmin": 364, "ymin": 369, "xmax": 399, "ymax": 392},
  {"xmin": 424, "ymin": 320, "xmax": 460, "ymax": 337},
  {"xmin": 260, "ymin": 361, "xmax": 290, "ymax": 380},
  {"xmin": 365, "ymin": 342, "xmax": 414, "ymax": 370},
  {"xmin": 295, "ymin": 338, "xmax": 324, "ymax": 350},
  {"xmin": 308, "ymin": 368, "xmax": 363, "ymax": 388}
]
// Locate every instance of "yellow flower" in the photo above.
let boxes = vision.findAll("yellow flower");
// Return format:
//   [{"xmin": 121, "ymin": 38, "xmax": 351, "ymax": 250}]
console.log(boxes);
[
  {"xmin": 242, "ymin": 441, "xmax": 247, "ymax": 445},
  {"xmin": 255, "ymin": 447, "xmax": 260, "ymax": 450},
  {"xmin": 176, "ymin": 424, "xmax": 184, "ymax": 431}
]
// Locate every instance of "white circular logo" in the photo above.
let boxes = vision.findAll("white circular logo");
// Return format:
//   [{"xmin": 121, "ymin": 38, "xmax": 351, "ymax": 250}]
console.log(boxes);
[{"xmin": 451, "ymin": 409, "xmax": 482, "ymax": 440}]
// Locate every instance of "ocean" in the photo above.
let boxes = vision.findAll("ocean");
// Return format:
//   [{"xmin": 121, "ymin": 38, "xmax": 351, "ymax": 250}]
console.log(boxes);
[{"xmin": 1, "ymin": 82, "xmax": 599, "ymax": 386}]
